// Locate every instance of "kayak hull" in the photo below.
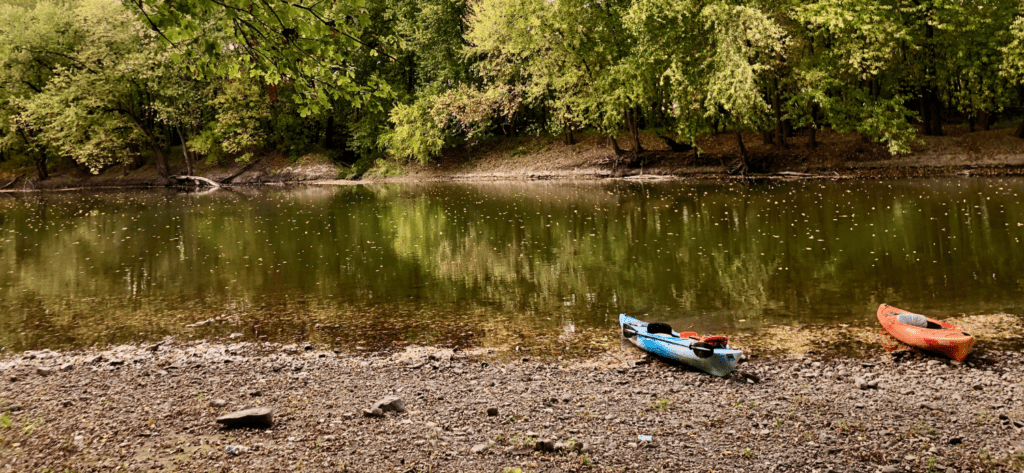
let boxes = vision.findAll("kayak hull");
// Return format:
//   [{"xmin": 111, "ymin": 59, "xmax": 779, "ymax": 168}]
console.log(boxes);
[
  {"xmin": 619, "ymin": 314, "xmax": 741, "ymax": 377},
  {"xmin": 876, "ymin": 304, "xmax": 975, "ymax": 362}
]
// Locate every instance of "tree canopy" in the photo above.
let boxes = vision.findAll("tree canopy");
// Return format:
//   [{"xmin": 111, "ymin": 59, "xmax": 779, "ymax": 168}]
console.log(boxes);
[{"xmin": 1, "ymin": 0, "xmax": 1023, "ymax": 180}]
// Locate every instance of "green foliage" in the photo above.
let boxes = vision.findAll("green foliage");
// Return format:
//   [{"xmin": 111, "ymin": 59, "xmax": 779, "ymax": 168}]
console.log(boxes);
[{"xmin": 1, "ymin": 0, "xmax": 1022, "ymax": 174}]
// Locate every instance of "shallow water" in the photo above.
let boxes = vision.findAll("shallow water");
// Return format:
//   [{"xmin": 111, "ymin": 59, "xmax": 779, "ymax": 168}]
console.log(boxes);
[{"xmin": 1, "ymin": 178, "xmax": 1023, "ymax": 354}]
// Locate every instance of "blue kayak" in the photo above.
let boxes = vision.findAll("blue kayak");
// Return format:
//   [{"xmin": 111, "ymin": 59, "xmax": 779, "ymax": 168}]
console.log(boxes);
[{"xmin": 619, "ymin": 314, "xmax": 741, "ymax": 377}]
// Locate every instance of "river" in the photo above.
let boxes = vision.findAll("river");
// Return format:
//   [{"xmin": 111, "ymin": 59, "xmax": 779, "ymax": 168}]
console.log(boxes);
[{"xmin": 1, "ymin": 178, "xmax": 1022, "ymax": 354}]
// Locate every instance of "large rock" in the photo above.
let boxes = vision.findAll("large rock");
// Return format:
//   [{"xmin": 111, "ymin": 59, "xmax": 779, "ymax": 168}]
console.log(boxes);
[
  {"xmin": 370, "ymin": 396, "xmax": 407, "ymax": 414},
  {"xmin": 534, "ymin": 439, "xmax": 555, "ymax": 453},
  {"xmin": 215, "ymin": 407, "xmax": 274, "ymax": 429}
]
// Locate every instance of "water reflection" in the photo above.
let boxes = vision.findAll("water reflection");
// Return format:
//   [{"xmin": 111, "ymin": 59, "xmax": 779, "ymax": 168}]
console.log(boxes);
[{"xmin": 1, "ymin": 178, "xmax": 1022, "ymax": 353}]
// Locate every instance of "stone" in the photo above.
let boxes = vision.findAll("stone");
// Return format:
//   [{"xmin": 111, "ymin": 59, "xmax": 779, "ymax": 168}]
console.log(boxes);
[
  {"xmin": 487, "ymin": 407, "xmax": 499, "ymax": 417},
  {"xmin": 37, "ymin": 367, "xmax": 53, "ymax": 376},
  {"xmin": 1, "ymin": 402, "xmax": 23, "ymax": 412},
  {"xmin": 948, "ymin": 437, "xmax": 963, "ymax": 445},
  {"xmin": 363, "ymin": 408, "xmax": 384, "ymax": 418},
  {"xmin": 471, "ymin": 443, "xmax": 488, "ymax": 454},
  {"xmin": 215, "ymin": 407, "xmax": 274, "ymax": 429},
  {"xmin": 534, "ymin": 439, "xmax": 555, "ymax": 453},
  {"xmin": 249, "ymin": 390, "xmax": 263, "ymax": 397},
  {"xmin": 61, "ymin": 400, "xmax": 73, "ymax": 407},
  {"xmin": 209, "ymin": 399, "xmax": 227, "ymax": 408},
  {"xmin": 60, "ymin": 363, "xmax": 74, "ymax": 372},
  {"xmin": 370, "ymin": 396, "xmax": 407, "ymax": 414},
  {"xmin": 880, "ymin": 466, "xmax": 900, "ymax": 473},
  {"xmin": 8, "ymin": 376, "xmax": 17, "ymax": 382},
  {"xmin": 108, "ymin": 359, "xmax": 125, "ymax": 366},
  {"xmin": 855, "ymin": 378, "xmax": 868, "ymax": 390},
  {"xmin": 867, "ymin": 379, "xmax": 880, "ymax": 389}
]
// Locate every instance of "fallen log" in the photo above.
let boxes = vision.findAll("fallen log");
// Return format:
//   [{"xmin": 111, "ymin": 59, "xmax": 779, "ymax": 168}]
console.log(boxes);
[
  {"xmin": 169, "ymin": 175, "xmax": 221, "ymax": 188},
  {"xmin": 0, "ymin": 174, "xmax": 25, "ymax": 190}
]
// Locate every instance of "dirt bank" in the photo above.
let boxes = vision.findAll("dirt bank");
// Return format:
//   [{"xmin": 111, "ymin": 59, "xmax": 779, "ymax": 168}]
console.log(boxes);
[
  {"xmin": 5, "ymin": 127, "xmax": 1024, "ymax": 192},
  {"xmin": 2, "ymin": 340, "xmax": 1022, "ymax": 472},
  {"xmin": 360, "ymin": 126, "xmax": 1024, "ymax": 182}
]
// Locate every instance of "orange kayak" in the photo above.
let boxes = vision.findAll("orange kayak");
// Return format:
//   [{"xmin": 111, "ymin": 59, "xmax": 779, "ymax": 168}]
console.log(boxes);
[{"xmin": 876, "ymin": 304, "xmax": 975, "ymax": 361}]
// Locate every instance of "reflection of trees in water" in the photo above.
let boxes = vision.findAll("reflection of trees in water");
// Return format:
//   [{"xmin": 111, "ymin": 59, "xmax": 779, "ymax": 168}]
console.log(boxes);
[{"xmin": 1, "ymin": 179, "xmax": 1024, "ymax": 351}]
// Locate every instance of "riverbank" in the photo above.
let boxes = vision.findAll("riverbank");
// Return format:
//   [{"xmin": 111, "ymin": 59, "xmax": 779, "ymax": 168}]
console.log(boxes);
[
  {"xmin": 2, "ymin": 339, "xmax": 1023, "ymax": 472},
  {"xmin": 4, "ymin": 127, "xmax": 1024, "ymax": 192}
]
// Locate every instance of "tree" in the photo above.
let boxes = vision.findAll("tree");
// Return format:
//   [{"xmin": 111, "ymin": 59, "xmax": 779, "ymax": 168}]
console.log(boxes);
[
  {"xmin": 1002, "ymin": 8, "xmax": 1024, "ymax": 138},
  {"xmin": 0, "ymin": 0, "xmax": 84, "ymax": 179},
  {"xmin": 125, "ymin": 0, "xmax": 392, "ymax": 116}
]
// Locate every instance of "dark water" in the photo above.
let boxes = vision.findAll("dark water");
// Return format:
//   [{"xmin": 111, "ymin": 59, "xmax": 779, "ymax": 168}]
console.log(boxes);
[{"xmin": 1, "ymin": 178, "xmax": 1023, "ymax": 354}]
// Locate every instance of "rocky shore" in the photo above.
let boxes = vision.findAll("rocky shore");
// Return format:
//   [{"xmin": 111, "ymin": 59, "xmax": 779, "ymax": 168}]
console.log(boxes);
[{"xmin": 1, "ymin": 341, "xmax": 1022, "ymax": 472}]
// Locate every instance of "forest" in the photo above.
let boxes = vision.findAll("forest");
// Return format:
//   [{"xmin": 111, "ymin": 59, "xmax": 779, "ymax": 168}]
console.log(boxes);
[{"xmin": 2, "ymin": 0, "xmax": 1024, "ymax": 181}]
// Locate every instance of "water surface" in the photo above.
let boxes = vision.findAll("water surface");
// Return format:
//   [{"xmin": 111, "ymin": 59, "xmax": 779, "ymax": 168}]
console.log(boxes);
[{"xmin": 2, "ymin": 178, "xmax": 1022, "ymax": 354}]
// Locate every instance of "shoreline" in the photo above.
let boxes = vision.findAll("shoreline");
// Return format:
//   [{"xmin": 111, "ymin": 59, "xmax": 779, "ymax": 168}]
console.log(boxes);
[
  {"xmin": 5, "ymin": 127, "xmax": 1024, "ymax": 192},
  {"xmin": 5, "ymin": 161, "xmax": 1024, "ymax": 195},
  {"xmin": 2, "ymin": 341, "xmax": 1022, "ymax": 472}
]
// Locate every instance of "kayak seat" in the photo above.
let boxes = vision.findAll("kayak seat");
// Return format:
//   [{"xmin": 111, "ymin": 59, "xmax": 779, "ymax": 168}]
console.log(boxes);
[
  {"xmin": 679, "ymin": 331, "xmax": 699, "ymax": 339},
  {"xmin": 897, "ymin": 313, "xmax": 928, "ymax": 328},
  {"xmin": 647, "ymin": 322, "xmax": 673, "ymax": 335}
]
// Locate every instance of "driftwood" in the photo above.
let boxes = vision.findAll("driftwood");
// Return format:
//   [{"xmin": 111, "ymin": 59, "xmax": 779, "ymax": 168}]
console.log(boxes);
[
  {"xmin": 169, "ymin": 175, "xmax": 221, "ymax": 188},
  {"xmin": 220, "ymin": 158, "xmax": 261, "ymax": 184},
  {"xmin": 0, "ymin": 174, "xmax": 25, "ymax": 190}
]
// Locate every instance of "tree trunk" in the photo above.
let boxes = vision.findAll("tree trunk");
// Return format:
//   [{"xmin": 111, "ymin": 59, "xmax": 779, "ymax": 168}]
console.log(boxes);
[
  {"xmin": 609, "ymin": 136, "xmax": 626, "ymax": 156},
  {"xmin": 1013, "ymin": 118, "xmax": 1024, "ymax": 139},
  {"xmin": 968, "ymin": 115, "xmax": 976, "ymax": 133},
  {"xmin": 731, "ymin": 130, "xmax": 749, "ymax": 175},
  {"xmin": 564, "ymin": 127, "xmax": 575, "ymax": 145},
  {"xmin": 808, "ymin": 104, "xmax": 819, "ymax": 148},
  {"xmin": 927, "ymin": 90, "xmax": 943, "ymax": 136},
  {"xmin": 772, "ymin": 77, "xmax": 786, "ymax": 147},
  {"xmin": 151, "ymin": 144, "xmax": 170, "ymax": 178},
  {"xmin": 177, "ymin": 126, "xmax": 194, "ymax": 176},
  {"xmin": 762, "ymin": 131, "xmax": 773, "ymax": 145},
  {"xmin": 920, "ymin": 93, "xmax": 933, "ymax": 135},
  {"xmin": 625, "ymin": 107, "xmax": 643, "ymax": 152},
  {"xmin": 979, "ymin": 111, "xmax": 990, "ymax": 131},
  {"xmin": 324, "ymin": 114, "xmax": 336, "ymax": 149},
  {"xmin": 35, "ymin": 156, "xmax": 48, "ymax": 181}
]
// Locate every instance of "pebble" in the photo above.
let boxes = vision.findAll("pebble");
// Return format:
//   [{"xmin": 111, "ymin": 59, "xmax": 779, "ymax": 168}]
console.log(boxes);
[
  {"xmin": 60, "ymin": 363, "xmax": 74, "ymax": 372},
  {"xmin": 486, "ymin": 407, "xmax": 499, "ymax": 417},
  {"xmin": 37, "ymin": 368, "xmax": 53, "ymax": 377},
  {"xmin": 471, "ymin": 443, "xmax": 488, "ymax": 454},
  {"xmin": 209, "ymin": 399, "xmax": 227, "ymax": 408}
]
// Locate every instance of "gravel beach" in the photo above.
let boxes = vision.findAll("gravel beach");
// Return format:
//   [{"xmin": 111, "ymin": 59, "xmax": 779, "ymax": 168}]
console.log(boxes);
[{"xmin": 1, "ymin": 340, "xmax": 1023, "ymax": 473}]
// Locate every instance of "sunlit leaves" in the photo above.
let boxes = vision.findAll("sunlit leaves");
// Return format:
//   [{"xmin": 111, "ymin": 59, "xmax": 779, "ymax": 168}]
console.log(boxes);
[{"xmin": 126, "ymin": 0, "xmax": 389, "ymax": 115}]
